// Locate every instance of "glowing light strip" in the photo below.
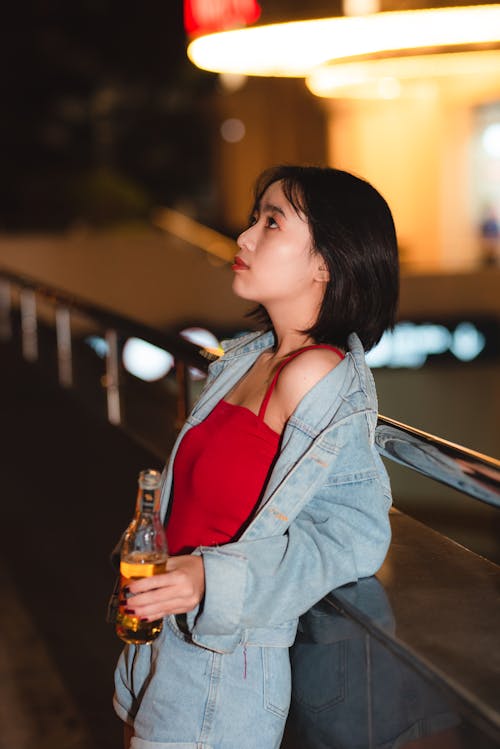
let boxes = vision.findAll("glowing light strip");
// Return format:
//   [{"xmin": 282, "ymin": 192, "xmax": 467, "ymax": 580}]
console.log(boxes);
[
  {"xmin": 152, "ymin": 208, "xmax": 234, "ymax": 262},
  {"xmin": 187, "ymin": 5, "xmax": 500, "ymax": 77},
  {"xmin": 306, "ymin": 49, "xmax": 500, "ymax": 96}
]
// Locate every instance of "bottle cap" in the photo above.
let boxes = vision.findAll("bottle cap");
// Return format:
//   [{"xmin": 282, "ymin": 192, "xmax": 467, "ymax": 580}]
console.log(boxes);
[{"xmin": 139, "ymin": 469, "xmax": 162, "ymax": 490}]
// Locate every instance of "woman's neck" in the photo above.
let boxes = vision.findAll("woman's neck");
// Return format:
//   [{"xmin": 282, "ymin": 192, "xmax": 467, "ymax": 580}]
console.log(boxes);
[
  {"xmin": 268, "ymin": 324, "xmax": 316, "ymax": 359},
  {"xmin": 264, "ymin": 294, "xmax": 322, "ymax": 358}
]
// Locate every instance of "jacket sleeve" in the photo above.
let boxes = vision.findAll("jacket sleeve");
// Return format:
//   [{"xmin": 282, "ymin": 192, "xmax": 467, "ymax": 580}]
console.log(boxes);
[{"xmin": 189, "ymin": 452, "xmax": 392, "ymax": 637}]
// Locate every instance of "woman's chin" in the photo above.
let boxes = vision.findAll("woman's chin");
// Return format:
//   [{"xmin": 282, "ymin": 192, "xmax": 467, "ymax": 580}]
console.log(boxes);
[{"xmin": 232, "ymin": 277, "xmax": 256, "ymax": 302}]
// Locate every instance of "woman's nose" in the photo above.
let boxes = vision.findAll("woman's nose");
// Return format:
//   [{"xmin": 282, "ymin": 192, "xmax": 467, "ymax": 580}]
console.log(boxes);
[{"xmin": 237, "ymin": 225, "xmax": 254, "ymax": 251}]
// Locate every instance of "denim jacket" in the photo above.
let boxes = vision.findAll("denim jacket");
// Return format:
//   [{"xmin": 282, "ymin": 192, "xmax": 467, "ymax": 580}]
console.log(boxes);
[{"xmin": 159, "ymin": 330, "xmax": 392, "ymax": 654}]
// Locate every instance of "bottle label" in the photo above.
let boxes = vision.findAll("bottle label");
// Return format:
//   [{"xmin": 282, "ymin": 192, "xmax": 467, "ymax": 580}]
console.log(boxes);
[{"xmin": 141, "ymin": 488, "xmax": 155, "ymax": 512}]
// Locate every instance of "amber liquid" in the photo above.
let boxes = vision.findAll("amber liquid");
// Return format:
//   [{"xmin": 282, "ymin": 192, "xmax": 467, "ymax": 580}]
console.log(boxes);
[{"xmin": 116, "ymin": 552, "xmax": 167, "ymax": 645}]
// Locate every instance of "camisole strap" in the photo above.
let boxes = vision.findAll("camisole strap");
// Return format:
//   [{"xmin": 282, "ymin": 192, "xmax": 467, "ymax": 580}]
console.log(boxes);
[{"xmin": 257, "ymin": 344, "xmax": 345, "ymax": 421}]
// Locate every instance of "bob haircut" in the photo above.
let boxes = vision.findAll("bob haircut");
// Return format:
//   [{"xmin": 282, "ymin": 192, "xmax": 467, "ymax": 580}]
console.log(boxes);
[{"xmin": 249, "ymin": 165, "xmax": 399, "ymax": 352}]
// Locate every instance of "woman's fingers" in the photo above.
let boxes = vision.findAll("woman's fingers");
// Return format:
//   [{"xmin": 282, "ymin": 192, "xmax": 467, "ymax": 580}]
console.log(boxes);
[
  {"xmin": 124, "ymin": 590, "xmax": 199, "ymax": 619},
  {"xmin": 122, "ymin": 555, "xmax": 205, "ymax": 618},
  {"xmin": 126, "ymin": 571, "xmax": 171, "ymax": 595},
  {"xmin": 125, "ymin": 597, "xmax": 195, "ymax": 620}
]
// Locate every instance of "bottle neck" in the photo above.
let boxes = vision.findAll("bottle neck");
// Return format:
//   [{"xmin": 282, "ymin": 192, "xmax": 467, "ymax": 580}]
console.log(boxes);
[{"xmin": 136, "ymin": 486, "xmax": 160, "ymax": 515}]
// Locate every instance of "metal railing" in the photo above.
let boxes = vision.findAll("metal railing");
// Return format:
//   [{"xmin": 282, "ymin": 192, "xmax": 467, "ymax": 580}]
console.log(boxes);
[
  {"xmin": 0, "ymin": 268, "xmax": 209, "ymax": 430},
  {"xmin": 1, "ymin": 267, "xmax": 499, "ymax": 509}
]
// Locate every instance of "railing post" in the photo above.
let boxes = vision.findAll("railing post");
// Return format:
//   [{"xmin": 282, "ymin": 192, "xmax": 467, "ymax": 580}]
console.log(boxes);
[
  {"xmin": 0, "ymin": 279, "xmax": 12, "ymax": 341},
  {"xmin": 55, "ymin": 305, "xmax": 73, "ymax": 388},
  {"xmin": 19, "ymin": 288, "xmax": 38, "ymax": 362},
  {"xmin": 105, "ymin": 328, "xmax": 122, "ymax": 426}
]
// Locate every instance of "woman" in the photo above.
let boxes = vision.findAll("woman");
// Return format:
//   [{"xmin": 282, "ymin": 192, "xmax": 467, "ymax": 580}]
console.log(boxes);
[{"xmin": 114, "ymin": 165, "xmax": 399, "ymax": 749}]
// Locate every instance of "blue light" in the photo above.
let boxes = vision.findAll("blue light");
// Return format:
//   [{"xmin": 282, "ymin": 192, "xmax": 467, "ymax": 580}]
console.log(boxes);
[
  {"xmin": 450, "ymin": 322, "xmax": 485, "ymax": 362},
  {"xmin": 366, "ymin": 321, "xmax": 485, "ymax": 368},
  {"xmin": 85, "ymin": 335, "xmax": 109, "ymax": 358}
]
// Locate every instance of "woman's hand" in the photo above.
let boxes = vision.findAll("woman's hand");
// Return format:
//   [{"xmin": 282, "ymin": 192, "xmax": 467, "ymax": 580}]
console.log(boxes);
[{"xmin": 122, "ymin": 555, "xmax": 205, "ymax": 620}]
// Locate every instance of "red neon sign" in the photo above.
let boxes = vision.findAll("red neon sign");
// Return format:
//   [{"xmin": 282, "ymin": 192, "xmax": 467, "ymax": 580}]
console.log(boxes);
[{"xmin": 184, "ymin": 0, "xmax": 261, "ymax": 36}]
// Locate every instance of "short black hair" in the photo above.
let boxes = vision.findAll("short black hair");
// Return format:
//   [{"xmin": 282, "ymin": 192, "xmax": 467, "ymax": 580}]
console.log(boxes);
[{"xmin": 249, "ymin": 165, "xmax": 399, "ymax": 352}]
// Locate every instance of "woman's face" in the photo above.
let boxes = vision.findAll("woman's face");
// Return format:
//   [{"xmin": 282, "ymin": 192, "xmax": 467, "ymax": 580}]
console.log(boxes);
[{"xmin": 232, "ymin": 180, "xmax": 325, "ymax": 308}]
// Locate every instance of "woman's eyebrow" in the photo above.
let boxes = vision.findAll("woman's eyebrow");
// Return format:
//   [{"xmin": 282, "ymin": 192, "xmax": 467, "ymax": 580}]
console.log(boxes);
[{"xmin": 260, "ymin": 202, "xmax": 287, "ymax": 218}]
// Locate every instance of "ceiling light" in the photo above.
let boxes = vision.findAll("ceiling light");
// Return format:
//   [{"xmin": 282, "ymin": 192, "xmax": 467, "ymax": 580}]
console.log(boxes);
[
  {"xmin": 187, "ymin": 5, "xmax": 500, "ymax": 78},
  {"xmin": 306, "ymin": 49, "xmax": 500, "ymax": 98}
]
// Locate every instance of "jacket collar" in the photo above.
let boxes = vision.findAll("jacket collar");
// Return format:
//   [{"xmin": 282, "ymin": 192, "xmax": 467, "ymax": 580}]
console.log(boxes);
[
  {"xmin": 346, "ymin": 332, "xmax": 375, "ymax": 401},
  {"xmin": 220, "ymin": 329, "xmax": 274, "ymax": 358}
]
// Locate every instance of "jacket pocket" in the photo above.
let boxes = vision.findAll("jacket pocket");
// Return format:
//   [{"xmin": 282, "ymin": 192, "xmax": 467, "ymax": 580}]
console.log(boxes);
[{"xmin": 262, "ymin": 647, "xmax": 292, "ymax": 719}]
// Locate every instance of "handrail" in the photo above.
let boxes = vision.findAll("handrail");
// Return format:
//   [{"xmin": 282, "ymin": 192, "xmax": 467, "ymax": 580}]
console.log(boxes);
[
  {"xmin": 375, "ymin": 415, "xmax": 500, "ymax": 509},
  {"xmin": 0, "ymin": 267, "xmax": 209, "ymax": 428},
  {"xmin": 1, "ymin": 266, "xmax": 499, "ymax": 508}
]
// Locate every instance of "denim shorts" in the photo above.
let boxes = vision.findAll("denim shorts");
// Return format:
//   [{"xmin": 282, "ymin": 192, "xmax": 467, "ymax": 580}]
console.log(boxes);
[{"xmin": 114, "ymin": 615, "xmax": 291, "ymax": 749}]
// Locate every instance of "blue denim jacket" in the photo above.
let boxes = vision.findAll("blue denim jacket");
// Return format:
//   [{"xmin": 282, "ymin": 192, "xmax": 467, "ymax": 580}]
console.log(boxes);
[{"xmin": 159, "ymin": 330, "xmax": 392, "ymax": 654}]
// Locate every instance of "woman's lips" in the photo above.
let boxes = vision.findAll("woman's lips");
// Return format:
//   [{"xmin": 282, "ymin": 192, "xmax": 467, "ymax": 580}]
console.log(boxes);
[{"xmin": 232, "ymin": 256, "xmax": 249, "ymax": 271}]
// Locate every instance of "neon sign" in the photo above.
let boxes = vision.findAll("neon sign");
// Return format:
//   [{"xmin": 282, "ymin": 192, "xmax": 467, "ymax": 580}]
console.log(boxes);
[{"xmin": 184, "ymin": 0, "xmax": 261, "ymax": 36}]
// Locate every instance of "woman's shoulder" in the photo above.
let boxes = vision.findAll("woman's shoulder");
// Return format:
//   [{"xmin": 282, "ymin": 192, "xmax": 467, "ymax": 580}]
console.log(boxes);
[{"xmin": 273, "ymin": 347, "xmax": 344, "ymax": 416}]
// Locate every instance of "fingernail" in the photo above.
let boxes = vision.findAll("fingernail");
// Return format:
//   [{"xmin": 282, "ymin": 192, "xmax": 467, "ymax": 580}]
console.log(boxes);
[
  {"xmin": 125, "ymin": 608, "xmax": 135, "ymax": 615},
  {"xmin": 140, "ymin": 618, "xmax": 149, "ymax": 622}
]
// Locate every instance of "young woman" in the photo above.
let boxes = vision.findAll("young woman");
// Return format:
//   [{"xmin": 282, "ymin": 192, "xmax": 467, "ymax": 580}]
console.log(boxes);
[{"xmin": 114, "ymin": 165, "xmax": 399, "ymax": 749}]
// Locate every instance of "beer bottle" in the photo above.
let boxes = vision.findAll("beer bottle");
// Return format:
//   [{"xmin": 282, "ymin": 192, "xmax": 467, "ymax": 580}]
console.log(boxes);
[{"xmin": 116, "ymin": 469, "xmax": 168, "ymax": 645}]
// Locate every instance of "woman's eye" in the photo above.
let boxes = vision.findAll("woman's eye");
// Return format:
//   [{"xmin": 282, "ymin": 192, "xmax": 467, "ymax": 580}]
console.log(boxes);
[
  {"xmin": 266, "ymin": 216, "xmax": 278, "ymax": 228},
  {"xmin": 248, "ymin": 215, "xmax": 257, "ymax": 227}
]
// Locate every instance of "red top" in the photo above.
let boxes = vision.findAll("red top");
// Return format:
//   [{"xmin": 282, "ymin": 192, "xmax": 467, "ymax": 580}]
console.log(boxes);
[{"xmin": 166, "ymin": 345, "xmax": 344, "ymax": 555}]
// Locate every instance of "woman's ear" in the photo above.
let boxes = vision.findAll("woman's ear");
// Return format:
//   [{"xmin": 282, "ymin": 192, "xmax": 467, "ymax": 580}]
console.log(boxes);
[{"xmin": 315, "ymin": 262, "xmax": 330, "ymax": 283}]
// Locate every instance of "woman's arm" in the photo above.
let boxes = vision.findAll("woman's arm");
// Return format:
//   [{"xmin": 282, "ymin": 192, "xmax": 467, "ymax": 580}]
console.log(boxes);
[{"xmin": 191, "ymin": 471, "xmax": 392, "ymax": 635}]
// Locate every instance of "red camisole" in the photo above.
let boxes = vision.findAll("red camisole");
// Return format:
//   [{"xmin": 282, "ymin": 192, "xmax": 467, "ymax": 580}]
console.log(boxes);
[{"xmin": 166, "ymin": 344, "xmax": 344, "ymax": 555}]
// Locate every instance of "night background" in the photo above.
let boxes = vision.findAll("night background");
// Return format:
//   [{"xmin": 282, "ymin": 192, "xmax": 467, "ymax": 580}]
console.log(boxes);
[{"xmin": 1, "ymin": 1, "xmax": 216, "ymax": 231}]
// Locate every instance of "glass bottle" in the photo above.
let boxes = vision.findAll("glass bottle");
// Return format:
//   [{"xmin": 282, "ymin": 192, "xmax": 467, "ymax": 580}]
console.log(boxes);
[{"xmin": 115, "ymin": 468, "xmax": 168, "ymax": 645}]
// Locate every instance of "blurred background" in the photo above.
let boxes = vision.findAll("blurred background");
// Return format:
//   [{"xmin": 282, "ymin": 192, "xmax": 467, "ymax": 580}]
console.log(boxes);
[{"xmin": 0, "ymin": 1, "xmax": 499, "ymax": 747}]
